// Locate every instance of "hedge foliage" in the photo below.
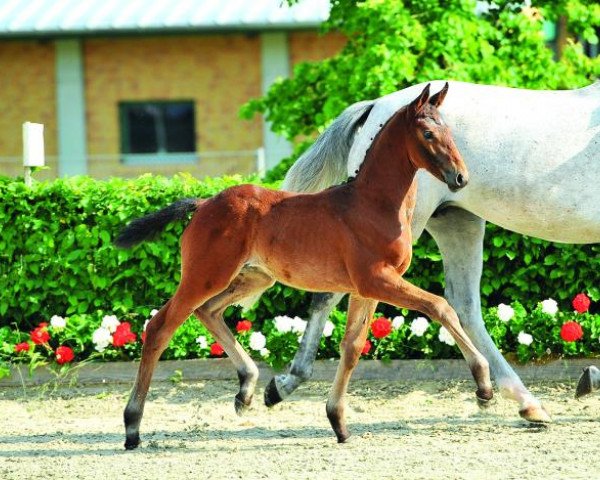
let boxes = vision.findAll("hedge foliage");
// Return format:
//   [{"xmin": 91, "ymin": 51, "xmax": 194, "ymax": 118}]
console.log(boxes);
[{"xmin": 1, "ymin": 173, "xmax": 600, "ymax": 332}]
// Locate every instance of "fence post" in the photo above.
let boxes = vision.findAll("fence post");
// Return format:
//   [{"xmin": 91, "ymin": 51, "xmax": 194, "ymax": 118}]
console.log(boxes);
[{"xmin": 23, "ymin": 122, "xmax": 45, "ymax": 187}]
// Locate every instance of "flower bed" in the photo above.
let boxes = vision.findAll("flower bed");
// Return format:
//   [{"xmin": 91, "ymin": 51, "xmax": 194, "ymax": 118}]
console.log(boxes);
[{"xmin": 1, "ymin": 293, "xmax": 599, "ymax": 379}]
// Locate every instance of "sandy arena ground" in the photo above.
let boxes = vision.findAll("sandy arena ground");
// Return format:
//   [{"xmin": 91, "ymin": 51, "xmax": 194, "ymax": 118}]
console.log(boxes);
[{"xmin": 0, "ymin": 379, "xmax": 599, "ymax": 480}]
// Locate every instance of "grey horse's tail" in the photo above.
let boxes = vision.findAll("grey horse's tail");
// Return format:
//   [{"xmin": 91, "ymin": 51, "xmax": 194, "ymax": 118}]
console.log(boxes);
[
  {"xmin": 281, "ymin": 100, "xmax": 375, "ymax": 193},
  {"xmin": 114, "ymin": 198, "xmax": 199, "ymax": 248}
]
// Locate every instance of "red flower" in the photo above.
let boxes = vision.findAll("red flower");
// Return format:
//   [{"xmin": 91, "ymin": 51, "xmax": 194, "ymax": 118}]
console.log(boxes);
[
  {"xmin": 361, "ymin": 339, "xmax": 372, "ymax": 355},
  {"xmin": 112, "ymin": 322, "xmax": 137, "ymax": 347},
  {"xmin": 236, "ymin": 320, "xmax": 252, "ymax": 333},
  {"xmin": 14, "ymin": 342, "xmax": 30, "ymax": 353},
  {"xmin": 560, "ymin": 321, "xmax": 584, "ymax": 342},
  {"xmin": 371, "ymin": 317, "xmax": 392, "ymax": 339},
  {"xmin": 210, "ymin": 342, "xmax": 224, "ymax": 356},
  {"xmin": 572, "ymin": 293, "xmax": 591, "ymax": 314},
  {"xmin": 30, "ymin": 324, "xmax": 50, "ymax": 345},
  {"xmin": 55, "ymin": 346, "xmax": 75, "ymax": 364}
]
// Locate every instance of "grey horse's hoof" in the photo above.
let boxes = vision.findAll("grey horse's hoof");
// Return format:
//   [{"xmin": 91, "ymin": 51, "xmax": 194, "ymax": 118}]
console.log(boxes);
[
  {"xmin": 264, "ymin": 377, "xmax": 284, "ymax": 407},
  {"xmin": 124, "ymin": 436, "xmax": 141, "ymax": 450},
  {"xmin": 575, "ymin": 366, "xmax": 600, "ymax": 399}
]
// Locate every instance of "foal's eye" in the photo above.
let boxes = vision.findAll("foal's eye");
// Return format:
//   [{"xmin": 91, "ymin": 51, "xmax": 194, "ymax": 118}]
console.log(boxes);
[{"xmin": 423, "ymin": 130, "xmax": 434, "ymax": 140}]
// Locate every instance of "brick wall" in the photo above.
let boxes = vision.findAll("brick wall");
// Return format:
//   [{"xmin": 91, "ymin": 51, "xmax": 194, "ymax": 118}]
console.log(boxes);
[
  {"xmin": 84, "ymin": 34, "xmax": 262, "ymax": 178},
  {"xmin": 289, "ymin": 31, "xmax": 346, "ymax": 65},
  {"xmin": 0, "ymin": 31, "xmax": 345, "ymax": 180},
  {"xmin": 0, "ymin": 40, "xmax": 57, "ymax": 179}
]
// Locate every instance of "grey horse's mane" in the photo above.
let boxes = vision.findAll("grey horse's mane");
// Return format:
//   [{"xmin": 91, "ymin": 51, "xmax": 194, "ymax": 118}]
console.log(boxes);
[{"xmin": 282, "ymin": 100, "xmax": 375, "ymax": 193}]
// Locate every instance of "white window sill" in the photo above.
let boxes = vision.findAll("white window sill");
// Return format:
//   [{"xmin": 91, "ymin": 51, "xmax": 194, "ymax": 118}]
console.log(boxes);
[{"xmin": 121, "ymin": 153, "xmax": 198, "ymax": 165}]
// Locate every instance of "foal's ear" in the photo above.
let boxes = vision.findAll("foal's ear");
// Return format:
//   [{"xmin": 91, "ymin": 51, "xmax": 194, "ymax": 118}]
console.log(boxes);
[
  {"xmin": 429, "ymin": 82, "xmax": 449, "ymax": 108},
  {"xmin": 410, "ymin": 84, "xmax": 431, "ymax": 115}
]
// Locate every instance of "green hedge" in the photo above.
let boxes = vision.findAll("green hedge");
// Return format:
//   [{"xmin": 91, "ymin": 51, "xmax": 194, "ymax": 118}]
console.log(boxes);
[{"xmin": 1, "ymin": 173, "xmax": 599, "ymax": 330}]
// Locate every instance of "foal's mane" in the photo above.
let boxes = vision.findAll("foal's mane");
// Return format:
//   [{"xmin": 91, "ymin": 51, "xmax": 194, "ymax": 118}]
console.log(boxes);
[{"xmin": 345, "ymin": 105, "xmax": 406, "ymax": 182}]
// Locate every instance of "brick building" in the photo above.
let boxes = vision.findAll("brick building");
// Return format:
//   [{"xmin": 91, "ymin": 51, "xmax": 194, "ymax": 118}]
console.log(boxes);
[{"xmin": 0, "ymin": 0, "xmax": 345, "ymax": 179}]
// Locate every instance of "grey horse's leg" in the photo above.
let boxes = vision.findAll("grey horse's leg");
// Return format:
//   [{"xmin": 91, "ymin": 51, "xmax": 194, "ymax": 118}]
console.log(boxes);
[
  {"xmin": 264, "ymin": 292, "xmax": 344, "ymax": 406},
  {"xmin": 426, "ymin": 206, "xmax": 551, "ymax": 422}
]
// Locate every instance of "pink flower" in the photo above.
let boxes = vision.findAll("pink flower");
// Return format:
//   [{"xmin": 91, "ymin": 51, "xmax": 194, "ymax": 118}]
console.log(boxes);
[
  {"xmin": 371, "ymin": 317, "xmax": 392, "ymax": 339},
  {"xmin": 361, "ymin": 339, "xmax": 372, "ymax": 355},
  {"xmin": 30, "ymin": 324, "xmax": 50, "ymax": 345},
  {"xmin": 236, "ymin": 320, "xmax": 252, "ymax": 333},
  {"xmin": 572, "ymin": 293, "xmax": 591, "ymax": 314},
  {"xmin": 14, "ymin": 342, "xmax": 30, "ymax": 353},
  {"xmin": 210, "ymin": 343, "xmax": 224, "ymax": 356},
  {"xmin": 112, "ymin": 322, "xmax": 137, "ymax": 347},
  {"xmin": 560, "ymin": 321, "xmax": 583, "ymax": 342},
  {"xmin": 55, "ymin": 346, "xmax": 75, "ymax": 364}
]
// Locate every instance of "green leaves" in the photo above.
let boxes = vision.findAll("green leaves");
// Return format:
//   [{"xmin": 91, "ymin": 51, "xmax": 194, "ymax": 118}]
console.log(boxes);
[
  {"xmin": 243, "ymin": 0, "xmax": 599, "ymax": 176},
  {"xmin": 0, "ymin": 174, "xmax": 252, "ymax": 328}
]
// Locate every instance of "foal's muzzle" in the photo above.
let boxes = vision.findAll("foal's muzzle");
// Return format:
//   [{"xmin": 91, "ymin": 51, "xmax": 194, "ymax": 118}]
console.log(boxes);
[{"xmin": 444, "ymin": 170, "xmax": 469, "ymax": 192}]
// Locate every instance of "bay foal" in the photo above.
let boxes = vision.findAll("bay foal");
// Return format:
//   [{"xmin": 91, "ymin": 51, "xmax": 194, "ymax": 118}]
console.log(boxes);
[{"xmin": 116, "ymin": 84, "xmax": 492, "ymax": 448}]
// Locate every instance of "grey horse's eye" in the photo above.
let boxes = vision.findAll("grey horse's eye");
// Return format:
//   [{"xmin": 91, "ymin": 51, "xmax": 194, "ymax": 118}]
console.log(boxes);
[{"xmin": 423, "ymin": 130, "xmax": 434, "ymax": 140}]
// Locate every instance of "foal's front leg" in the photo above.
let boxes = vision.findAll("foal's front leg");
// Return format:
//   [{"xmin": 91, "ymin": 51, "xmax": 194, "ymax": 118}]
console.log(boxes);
[
  {"xmin": 356, "ymin": 266, "xmax": 493, "ymax": 403},
  {"xmin": 326, "ymin": 296, "xmax": 378, "ymax": 443}
]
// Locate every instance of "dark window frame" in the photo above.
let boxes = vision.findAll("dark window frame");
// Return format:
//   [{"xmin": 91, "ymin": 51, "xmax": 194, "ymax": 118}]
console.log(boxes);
[{"xmin": 119, "ymin": 100, "xmax": 197, "ymax": 165}]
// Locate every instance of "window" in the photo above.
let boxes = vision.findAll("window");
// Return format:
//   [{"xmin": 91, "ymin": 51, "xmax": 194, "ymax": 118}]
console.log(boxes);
[{"xmin": 119, "ymin": 101, "xmax": 197, "ymax": 164}]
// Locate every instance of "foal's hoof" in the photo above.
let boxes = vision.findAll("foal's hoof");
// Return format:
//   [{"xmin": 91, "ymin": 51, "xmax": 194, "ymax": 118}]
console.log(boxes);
[
  {"xmin": 234, "ymin": 394, "xmax": 252, "ymax": 416},
  {"xmin": 264, "ymin": 378, "xmax": 284, "ymax": 408},
  {"xmin": 476, "ymin": 395, "xmax": 496, "ymax": 409},
  {"xmin": 575, "ymin": 366, "xmax": 600, "ymax": 399},
  {"xmin": 519, "ymin": 404, "xmax": 552, "ymax": 424},
  {"xmin": 476, "ymin": 388, "xmax": 494, "ymax": 409}
]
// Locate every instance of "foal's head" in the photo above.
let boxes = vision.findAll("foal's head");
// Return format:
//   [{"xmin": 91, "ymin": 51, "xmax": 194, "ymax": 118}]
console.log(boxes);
[{"xmin": 404, "ymin": 83, "xmax": 468, "ymax": 192}]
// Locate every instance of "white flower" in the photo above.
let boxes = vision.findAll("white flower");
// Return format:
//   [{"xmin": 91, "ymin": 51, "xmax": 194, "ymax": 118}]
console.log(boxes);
[
  {"xmin": 291, "ymin": 316, "xmax": 307, "ymax": 334},
  {"xmin": 260, "ymin": 348, "xmax": 270, "ymax": 358},
  {"xmin": 438, "ymin": 326, "xmax": 456, "ymax": 346},
  {"xmin": 541, "ymin": 298, "xmax": 558, "ymax": 316},
  {"xmin": 143, "ymin": 319, "xmax": 150, "ymax": 331},
  {"xmin": 273, "ymin": 315, "xmax": 294, "ymax": 333},
  {"xmin": 92, "ymin": 327, "xmax": 112, "ymax": 352},
  {"xmin": 518, "ymin": 331, "xmax": 534, "ymax": 346},
  {"xmin": 101, "ymin": 314, "xmax": 120, "ymax": 333},
  {"xmin": 195, "ymin": 335, "xmax": 208, "ymax": 349},
  {"xmin": 249, "ymin": 331, "xmax": 267, "ymax": 351},
  {"xmin": 150, "ymin": 309, "xmax": 159, "ymax": 316},
  {"xmin": 323, "ymin": 320, "xmax": 335, "ymax": 337},
  {"xmin": 410, "ymin": 317, "xmax": 429, "ymax": 337},
  {"xmin": 391, "ymin": 316, "xmax": 405, "ymax": 329},
  {"xmin": 273, "ymin": 315, "xmax": 307, "ymax": 335},
  {"xmin": 50, "ymin": 315, "xmax": 66, "ymax": 329},
  {"xmin": 497, "ymin": 303, "xmax": 514, "ymax": 322}
]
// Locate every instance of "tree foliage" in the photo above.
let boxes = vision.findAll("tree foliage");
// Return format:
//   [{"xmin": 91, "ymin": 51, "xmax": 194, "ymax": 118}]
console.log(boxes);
[{"xmin": 241, "ymin": 0, "xmax": 600, "ymax": 142}]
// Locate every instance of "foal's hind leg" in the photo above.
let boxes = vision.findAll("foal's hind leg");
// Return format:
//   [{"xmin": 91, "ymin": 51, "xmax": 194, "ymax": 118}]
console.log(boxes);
[
  {"xmin": 195, "ymin": 266, "xmax": 275, "ymax": 414},
  {"xmin": 124, "ymin": 225, "xmax": 250, "ymax": 449},
  {"xmin": 326, "ymin": 296, "xmax": 377, "ymax": 443},
  {"xmin": 124, "ymin": 294, "xmax": 204, "ymax": 449}
]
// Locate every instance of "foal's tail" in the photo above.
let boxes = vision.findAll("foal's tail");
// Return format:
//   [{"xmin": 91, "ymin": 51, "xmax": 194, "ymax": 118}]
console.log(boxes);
[
  {"xmin": 114, "ymin": 198, "xmax": 199, "ymax": 248},
  {"xmin": 282, "ymin": 99, "xmax": 375, "ymax": 193}
]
